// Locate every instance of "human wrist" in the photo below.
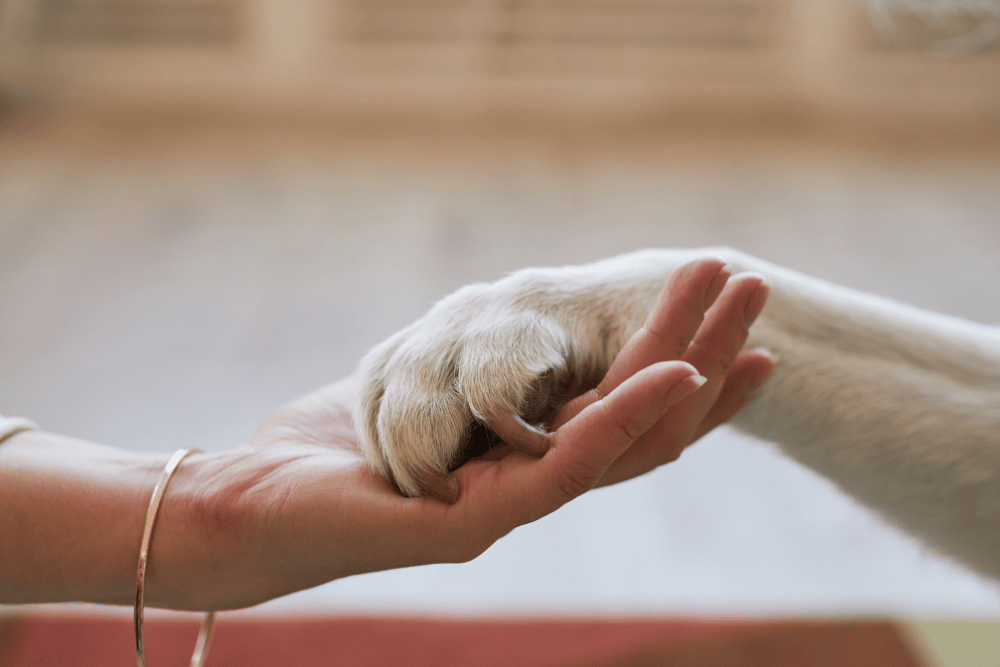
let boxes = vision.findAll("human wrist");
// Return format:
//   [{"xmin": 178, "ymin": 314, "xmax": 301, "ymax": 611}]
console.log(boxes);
[{"xmin": 136, "ymin": 448, "xmax": 255, "ymax": 611}]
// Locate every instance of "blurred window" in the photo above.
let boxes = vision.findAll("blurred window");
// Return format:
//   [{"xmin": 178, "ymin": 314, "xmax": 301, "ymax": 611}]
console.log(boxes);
[
  {"xmin": 339, "ymin": 0, "xmax": 777, "ymax": 50},
  {"xmin": 861, "ymin": 0, "xmax": 1000, "ymax": 54},
  {"xmin": 35, "ymin": 0, "xmax": 240, "ymax": 45}
]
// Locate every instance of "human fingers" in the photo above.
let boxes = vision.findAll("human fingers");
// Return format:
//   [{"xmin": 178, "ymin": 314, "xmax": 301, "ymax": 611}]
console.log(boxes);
[
  {"xmin": 437, "ymin": 361, "xmax": 705, "ymax": 542},
  {"xmin": 597, "ymin": 258, "xmax": 729, "ymax": 397},
  {"xmin": 430, "ymin": 355, "xmax": 741, "ymax": 559},
  {"xmin": 691, "ymin": 348, "xmax": 775, "ymax": 441},
  {"xmin": 658, "ymin": 273, "xmax": 770, "ymax": 436},
  {"xmin": 554, "ymin": 258, "xmax": 731, "ymax": 429},
  {"xmin": 522, "ymin": 361, "xmax": 706, "ymax": 519},
  {"xmin": 684, "ymin": 274, "xmax": 769, "ymax": 386},
  {"xmin": 594, "ymin": 276, "xmax": 769, "ymax": 483}
]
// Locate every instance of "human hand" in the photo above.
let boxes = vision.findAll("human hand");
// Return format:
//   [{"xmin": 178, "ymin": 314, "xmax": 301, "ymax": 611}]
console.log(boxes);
[
  {"xmin": 154, "ymin": 258, "xmax": 772, "ymax": 611},
  {"xmin": 354, "ymin": 251, "xmax": 773, "ymax": 500}
]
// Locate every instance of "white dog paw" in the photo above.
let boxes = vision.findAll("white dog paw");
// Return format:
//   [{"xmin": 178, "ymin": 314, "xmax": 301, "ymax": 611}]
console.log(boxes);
[
  {"xmin": 351, "ymin": 248, "xmax": 728, "ymax": 501},
  {"xmin": 355, "ymin": 275, "xmax": 617, "ymax": 501}
]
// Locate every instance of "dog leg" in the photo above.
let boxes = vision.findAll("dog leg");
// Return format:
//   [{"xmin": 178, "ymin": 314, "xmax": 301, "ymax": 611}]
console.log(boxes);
[
  {"xmin": 724, "ymin": 250, "xmax": 1000, "ymax": 579},
  {"xmin": 356, "ymin": 248, "xmax": 1000, "ymax": 580}
]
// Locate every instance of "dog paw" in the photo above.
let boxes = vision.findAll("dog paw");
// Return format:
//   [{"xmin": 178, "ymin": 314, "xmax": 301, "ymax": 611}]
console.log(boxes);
[
  {"xmin": 354, "ymin": 271, "xmax": 632, "ymax": 501},
  {"xmin": 351, "ymin": 248, "xmax": 733, "ymax": 501}
]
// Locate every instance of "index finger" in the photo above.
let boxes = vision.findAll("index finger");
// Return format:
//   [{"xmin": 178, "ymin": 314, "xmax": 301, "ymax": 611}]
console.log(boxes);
[{"xmin": 487, "ymin": 360, "xmax": 706, "ymax": 525}]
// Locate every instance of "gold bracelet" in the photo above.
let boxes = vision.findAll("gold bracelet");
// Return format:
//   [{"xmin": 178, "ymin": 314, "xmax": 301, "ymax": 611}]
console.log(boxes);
[
  {"xmin": 135, "ymin": 448, "xmax": 216, "ymax": 667},
  {"xmin": 0, "ymin": 416, "xmax": 39, "ymax": 445}
]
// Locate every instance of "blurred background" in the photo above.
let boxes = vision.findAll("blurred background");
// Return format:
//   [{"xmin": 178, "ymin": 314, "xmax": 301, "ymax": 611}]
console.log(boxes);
[{"xmin": 1, "ymin": 0, "xmax": 1000, "ymax": 663}]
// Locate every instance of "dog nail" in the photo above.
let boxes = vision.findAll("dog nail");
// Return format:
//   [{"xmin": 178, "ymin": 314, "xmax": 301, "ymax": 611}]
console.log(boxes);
[
  {"xmin": 419, "ymin": 469, "xmax": 460, "ymax": 504},
  {"xmin": 488, "ymin": 411, "xmax": 550, "ymax": 457}
]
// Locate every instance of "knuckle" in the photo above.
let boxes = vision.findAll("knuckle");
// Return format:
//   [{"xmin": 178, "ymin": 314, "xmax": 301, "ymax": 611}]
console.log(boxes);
[
  {"xmin": 675, "ymin": 290, "xmax": 704, "ymax": 314},
  {"xmin": 611, "ymin": 413, "xmax": 648, "ymax": 444},
  {"xmin": 644, "ymin": 325, "xmax": 691, "ymax": 360},
  {"xmin": 601, "ymin": 397, "xmax": 650, "ymax": 444},
  {"xmin": 671, "ymin": 338, "xmax": 693, "ymax": 360},
  {"xmin": 555, "ymin": 464, "xmax": 599, "ymax": 502},
  {"xmin": 687, "ymin": 338, "xmax": 739, "ymax": 374},
  {"xmin": 709, "ymin": 345, "xmax": 740, "ymax": 372}
]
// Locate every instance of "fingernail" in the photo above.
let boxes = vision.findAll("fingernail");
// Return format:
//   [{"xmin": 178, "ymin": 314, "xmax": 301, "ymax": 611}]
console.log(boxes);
[
  {"xmin": 664, "ymin": 374, "xmax": 707, "ymax": 410},
  {"xmin": 704, "ymin": 264, "xmax": 734, "ymax": 309},
  {"xmin": 743, "ymin": 279, "xmax": 770, "ymax": 326},
  {"xmin": 749, "ymin": 347, "xmax": 777, "ymax": 363}
]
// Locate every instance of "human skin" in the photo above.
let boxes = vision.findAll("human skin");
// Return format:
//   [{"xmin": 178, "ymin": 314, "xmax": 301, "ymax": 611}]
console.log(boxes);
[{"xmin": 0, "ymin": 258, "xmax": 772, "ymax": 611}]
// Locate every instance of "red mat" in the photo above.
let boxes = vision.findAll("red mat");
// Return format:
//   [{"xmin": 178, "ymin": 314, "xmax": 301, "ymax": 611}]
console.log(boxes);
[{"xmin": 0, "ymin": 614, "xmax": 926, "ymax": 667}]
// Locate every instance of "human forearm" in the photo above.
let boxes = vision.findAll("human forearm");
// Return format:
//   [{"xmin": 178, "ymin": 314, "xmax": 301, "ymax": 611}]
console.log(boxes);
[
  {"xmin": 0, "ymin": 257, "xmax": 774, "ymax": 613},
  {"xmin": 0, "ymin": 430, "xmax": 229, "ymax": 609}
]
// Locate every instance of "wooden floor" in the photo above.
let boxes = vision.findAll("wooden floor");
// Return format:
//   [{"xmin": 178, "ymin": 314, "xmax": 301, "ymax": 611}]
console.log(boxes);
[
  {"xmin": 0, "ymin": 613, "xmax": 930, "ymax": 667},
  {"xmin": 2, "ymin": 114, "xmax": 1000, "ymax": 625}
]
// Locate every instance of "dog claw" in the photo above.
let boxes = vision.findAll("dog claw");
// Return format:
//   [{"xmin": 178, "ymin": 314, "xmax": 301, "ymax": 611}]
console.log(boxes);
[
  {"xmin": 487, "ymin": 411, "xmax": 551, "ymax": 457},
  {"xmin": 416, "ymin": 468, "xmax": 460, "ymax": 504}
]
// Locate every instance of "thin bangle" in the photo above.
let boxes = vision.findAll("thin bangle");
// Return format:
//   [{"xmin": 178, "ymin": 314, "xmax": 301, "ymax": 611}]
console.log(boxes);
[
  {"xmin": 0, "ymin": 416, "xmax": 39, "ymax": 445},
  {"xmin": 135, "ymin": 448, "xmax": 215, "ymax": 667}
]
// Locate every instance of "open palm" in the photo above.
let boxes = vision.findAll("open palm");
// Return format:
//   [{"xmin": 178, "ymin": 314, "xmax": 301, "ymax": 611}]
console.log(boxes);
[{"xmin": 195, "ymin": 259, "xmax": 772, "ymax": 611}]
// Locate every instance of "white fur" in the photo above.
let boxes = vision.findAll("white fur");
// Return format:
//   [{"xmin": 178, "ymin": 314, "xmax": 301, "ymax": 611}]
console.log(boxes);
[{"xmin": 355, "ymin": 248, "xmax": 1000, "ymax": 579}]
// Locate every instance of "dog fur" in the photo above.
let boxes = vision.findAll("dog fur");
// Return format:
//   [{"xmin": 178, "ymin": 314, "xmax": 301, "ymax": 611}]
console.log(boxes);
[{"xmin": 355, "ymin": 248, "xmax": 1000, "ymax": 579}]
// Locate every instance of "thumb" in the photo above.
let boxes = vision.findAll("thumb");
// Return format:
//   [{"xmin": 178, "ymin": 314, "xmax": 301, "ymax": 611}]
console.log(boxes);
[{"xmin": 537, "ymin": 361, "xmax": 706, "ymax": 511}]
